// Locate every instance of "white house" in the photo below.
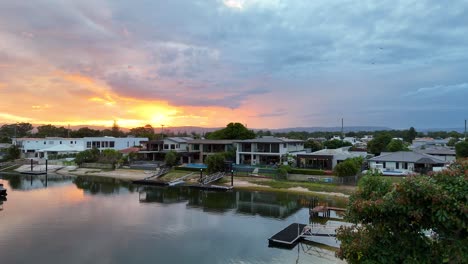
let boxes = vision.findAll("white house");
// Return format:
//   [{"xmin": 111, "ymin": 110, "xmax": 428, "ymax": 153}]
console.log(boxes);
[
  {"xmin": 13, "ymin": 136, "xmax": 148, "ymax": 159},
  {"xmin": 235, "ymin": 136, "xmax": 305, "ymax": 166},
  {"xmin": 368, "ymin": 151, "xmax": 446, "ymax": 175}
]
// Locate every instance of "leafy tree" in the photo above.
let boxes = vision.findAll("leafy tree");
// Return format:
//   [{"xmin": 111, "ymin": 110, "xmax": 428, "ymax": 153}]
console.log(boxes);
[
  {"xmin": 130, "ymin": 124, "xmax": 155, "ymax": 139},
  {"xmin": 207, "ymin": 123, "xmax": 255, "ymax": 140},
  {"xmin": 0, "ymin": 122, "xmax": 33, "ymax": 142},
  {"xmin": 334, "ymin": 157, "xmax": 362, "ymax": 177},
  {"xmin": 367, "ymin": 133, "xmax": 392, "ymax": 155},
  {"xmin": 447, "ymin": 138, "xmax": 458, "ymax": 147},
  {"xmin": 455, "ymin": 141, "xmax": 468, "ymax": 158},
  {"xmin": 74, "ymin": 148, "xmax": 100, "ymax": 165},
  {"xmin": 323, "ymin": 139, "xmax": 352, "ymax": 149},
  {"xmin": 2, "ymin": 145, "xmax": 21, "ymax": 161},
  {"xmin": 404, "ymin": 127, "xmax": 417, "ymax": 142},
  {"xmin": 98, "ymin": 149, "xmax": 122, "ymax": 165},
  {"xmin": 336, "ymin": 159, "xmax": 468, "ymax": 263},
  {"xmin": 70, "ymin": 127, "xmax": 101, "ymax": 137},
  {"xmin": 110, "ymin": 121, "xmax": 125, "ymax": 137},
  {"xmin": 304, "ymin": 140, "xmax": 323, "ymax": 152},
  {"xmin": 386, "ymin": 139, "xmax": 408, "ymax": 152},
  {"xmin": 36, "ymin": 124, "xmax": 68, "ymax": 137},
  {"xmin": 205, "ymin": 153, "xmax": 225, "ymax": 173},
  {"xmin": 164, "ymin": 151, "xmax": 178, "ymax": 167}
]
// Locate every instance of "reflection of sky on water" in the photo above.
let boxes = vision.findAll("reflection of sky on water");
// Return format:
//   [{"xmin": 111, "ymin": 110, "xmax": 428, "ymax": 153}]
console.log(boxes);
[{"xmin": 0, "ymin": 176, "xmax": 344, "ymax": 264}]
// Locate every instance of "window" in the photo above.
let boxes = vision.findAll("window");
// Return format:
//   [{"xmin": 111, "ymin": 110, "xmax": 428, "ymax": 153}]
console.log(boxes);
[
  {"xmin": 283, "ymin": 143, "xmax": 287, "ymax": 148},
  {"xmin": 110, "ymin": 141, "xmax": 115, "ymax": 148},
  {"xmin": 164, "ymin": 144, "xmax": 169, "ymax": 149},
  {"xmin": 44, "ymin": 142, "xmax": 46, "ymax": 145},
  {"xmin": 396, "ymin": 162, "xmax": 399, "ymax": 169},
  {"xmin": 70, "ymin": 141, "xmax": 73, "ymax": 144},
  {"xmin": 403, "ymin": 162, "xmax": 408, "ymax": 169},
  {"xmin": 193, "ymin": 144, "xmax": 200, "ymax": 151},
  {"xmin": 383, "ymin": 162, "xmax": 386, "ymax": 169},
  {"xmin": 171, "ymin": 144, "xmax": 175, "ymax": 149},
  {"xmin": 60, "ymin": 141, "xmax": 62, "ymax": 144},
  {"xmin": 86, "ymin": 142, "xmax": 91, "ymax": 148},
  {"xmin": 96, "ymin": 142, "xmax": 101, "ymax": 148}
]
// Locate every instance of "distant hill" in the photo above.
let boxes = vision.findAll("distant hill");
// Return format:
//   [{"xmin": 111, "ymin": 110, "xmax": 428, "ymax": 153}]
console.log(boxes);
[
  {"xmin": 418, "ymin": 127, "xmax": 465, "ymax": 133},
  {"xmin": 265, "ymin": 126, "xmax": 393, "ymax": 133}
]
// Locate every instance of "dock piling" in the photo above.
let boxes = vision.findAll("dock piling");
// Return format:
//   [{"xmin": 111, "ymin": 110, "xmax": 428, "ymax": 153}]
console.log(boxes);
[{"xmin": 231, "ymin": 170, "xmax": 233, "ymax": 186}]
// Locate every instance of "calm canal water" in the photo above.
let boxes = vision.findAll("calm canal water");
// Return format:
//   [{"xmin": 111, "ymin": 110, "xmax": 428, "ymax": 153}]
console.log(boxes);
[{"xmin": 0, "ymin": 173, "xmax": 346, "ymax": 264}]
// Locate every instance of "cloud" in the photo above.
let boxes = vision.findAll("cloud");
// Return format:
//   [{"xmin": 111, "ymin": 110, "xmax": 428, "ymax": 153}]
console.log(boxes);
[
  {"xmin": 0, "ymin": 0, "xmax": 468, "ymax": 128},
  {"xmin": 404, "ymin": 83, "xmax": 468, "ymax": 97}
]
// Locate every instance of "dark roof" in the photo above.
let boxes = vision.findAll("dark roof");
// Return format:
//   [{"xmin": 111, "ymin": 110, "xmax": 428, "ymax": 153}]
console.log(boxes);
[
  {"xmin": 369, "ymin": 151, "xmax": 445, "ymax": 164},
  {"xmin": 188, "ymin": 139, "xmax": 235, "ymax": 144},
  {"xmin": 235, "ymin": 137, "xmax": 303, "ymax": 143},
  {"xmin": 415, "ymin": 147, "xmax": 456, "ymax": 156}
]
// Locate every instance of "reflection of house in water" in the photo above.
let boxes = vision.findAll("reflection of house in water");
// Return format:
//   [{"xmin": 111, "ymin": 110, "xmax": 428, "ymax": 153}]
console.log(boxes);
[
  {"xmin": 73, "ymin": 176, "xmax": 136, "ymax": 195},
  {"xmin": 0, "ymin": 196, "xmax": 6, "ymax": 211},
  {"xmin": 0, "ymin": 173, "xmax": 72, "ymax": 191},
  {"xmin": 139, "ymin": 187, "xmax": 192, "ymax": 204},
  {"xmin": 235, "ymin": 191, "xmax": 302, "ymax": 219},
  {"xmin": 138, "ymin": 187, "xmax": 303, "ymax": 219}
]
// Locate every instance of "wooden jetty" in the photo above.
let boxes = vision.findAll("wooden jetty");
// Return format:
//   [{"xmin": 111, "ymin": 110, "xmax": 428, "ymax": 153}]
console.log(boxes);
[
  {"xmin": 268, "ymin": 223, "xmax": 307, "ymax": 248},
  {"xmin": 310, "ymin": 205, "xmax": 346, "ymax": 217},
  {"xmin": 199, "ymin": 172, "xmax": 225, "ymax": 185}
]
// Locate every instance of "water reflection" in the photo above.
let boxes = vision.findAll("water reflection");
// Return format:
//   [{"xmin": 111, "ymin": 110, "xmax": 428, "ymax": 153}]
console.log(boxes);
[
  {"xmin": 0, "ymin": 175, "xmax": 346, "ymax": 264},
  {"xmin": 0, "ymin": 173, "xmax": 73, "ymax": 190},
  {"xmin": 73, "ymin": 175, "xmax": 137, "ymax": 195},
  {"xmin": 139, "ymin": 187, "xmax": 310, "ymax": 219},
  {"xmin": 0, "ymin": 195, "xmax": 6, "ymax": 211}
]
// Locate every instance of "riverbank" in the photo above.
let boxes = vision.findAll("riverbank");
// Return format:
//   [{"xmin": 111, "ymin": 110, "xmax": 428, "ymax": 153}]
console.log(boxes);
[{"xmin": 54, "ymin": 167, "xmax": 353, "ymax": 198}]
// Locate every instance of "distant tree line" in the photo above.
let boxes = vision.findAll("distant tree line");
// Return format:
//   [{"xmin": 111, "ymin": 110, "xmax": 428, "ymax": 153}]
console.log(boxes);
[
  {"xmin": 0, "ymin": 122, "xmax": 200, "ymax": 143},
  {"xmin": 0, "ymin": 122, "xmax": 464, "ymax": 145}
]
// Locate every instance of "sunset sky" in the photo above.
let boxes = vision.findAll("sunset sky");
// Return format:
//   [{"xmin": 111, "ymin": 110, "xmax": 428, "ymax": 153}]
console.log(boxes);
[{"xmin": 0, "ymin": 0, "xmax": 467, "ymax": 129}]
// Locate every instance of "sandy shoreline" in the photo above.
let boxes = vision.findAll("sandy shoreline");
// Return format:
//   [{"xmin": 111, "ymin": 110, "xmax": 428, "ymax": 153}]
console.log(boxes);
[{"xmin": 14, "ymin": 165, "xmax": 350, "ymax": 198}]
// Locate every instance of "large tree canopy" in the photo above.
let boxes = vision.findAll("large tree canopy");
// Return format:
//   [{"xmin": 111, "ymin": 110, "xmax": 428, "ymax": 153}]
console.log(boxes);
[
  {"xmin": 206, "ymin": 122, "xmax": 255, "ymax": 140},
  {"xmin": 367, "ymin": 133, "xmax": 392, "ymax": 155},
  {"xmin": 337, "ymin": 159, "xmax": 468, "ymax": 263},
  {"xmin": 455, "ymin": 141, "xmax": 468, "ymax": 158}
]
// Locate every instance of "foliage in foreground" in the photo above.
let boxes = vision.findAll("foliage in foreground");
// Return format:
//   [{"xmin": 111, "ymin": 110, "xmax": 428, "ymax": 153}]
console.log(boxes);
[{"xmin": 336, "ymin": 159, "xmax": 468, "ymax": 264}]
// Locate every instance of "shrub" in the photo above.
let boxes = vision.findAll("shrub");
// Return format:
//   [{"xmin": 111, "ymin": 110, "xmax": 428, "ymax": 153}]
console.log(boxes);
[
  {"xmin": 164, "ymin": 151, "xmax": 178, "ymax": 167},
  {"xmin": 205, "ymin": 153, "xmax": 225, "ymax": 173}
]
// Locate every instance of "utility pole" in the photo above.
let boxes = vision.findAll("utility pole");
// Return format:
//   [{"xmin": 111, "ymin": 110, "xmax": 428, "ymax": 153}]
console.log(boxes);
[
  {"xmin": 341, "ymin": 118, "xmax": 344, "ymax": 139},
  {"xmin": 465, "ymin": 119, "xmax": 467, "ymax": 140}
]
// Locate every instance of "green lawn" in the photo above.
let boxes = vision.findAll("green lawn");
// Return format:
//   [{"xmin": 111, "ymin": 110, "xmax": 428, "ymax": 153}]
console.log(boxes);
[{"xmin": 245, "ymin": 178, "xmax": 355, "ymax": 195}]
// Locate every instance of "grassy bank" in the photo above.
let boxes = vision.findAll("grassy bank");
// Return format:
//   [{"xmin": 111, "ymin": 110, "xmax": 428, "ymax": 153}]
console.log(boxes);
[{"xmin": 239, "ymin": 177, "xmax": 355, "ymax": 196}]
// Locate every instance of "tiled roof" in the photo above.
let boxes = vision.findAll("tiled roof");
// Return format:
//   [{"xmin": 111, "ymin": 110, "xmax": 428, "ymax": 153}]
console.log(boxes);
[{"xmin": 369, "ymin": 151, "xmax": 445, "ymax": 163}]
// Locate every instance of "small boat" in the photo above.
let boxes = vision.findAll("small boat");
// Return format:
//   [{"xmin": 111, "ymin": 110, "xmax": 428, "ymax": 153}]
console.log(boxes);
[{"xmin": 0, "ymin": 183, "xmax": 7, "ymax": 196}]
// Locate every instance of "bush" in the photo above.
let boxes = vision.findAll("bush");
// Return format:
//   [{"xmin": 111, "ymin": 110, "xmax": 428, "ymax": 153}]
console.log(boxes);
[
  {"xmin": 276, "ymin": 165, "xmax": 291, "ymax": 180},
  {"xmin": 334, "ymin": 157, "xmax": 363, "ymax": 177},
  {"xmin": 98, "ymin": 149, "xmax": 122, "ymax": 166},
  {"xmin": 164, "ymin": 151, "xmax": 178, "ymax": 167},
  {"xmin": 205, "ymin": 153, "xmax": 225, "ymax": 173},
  {"xmin": 75, "ymin": 148, "xmax": 100, "ymax": 165}
]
